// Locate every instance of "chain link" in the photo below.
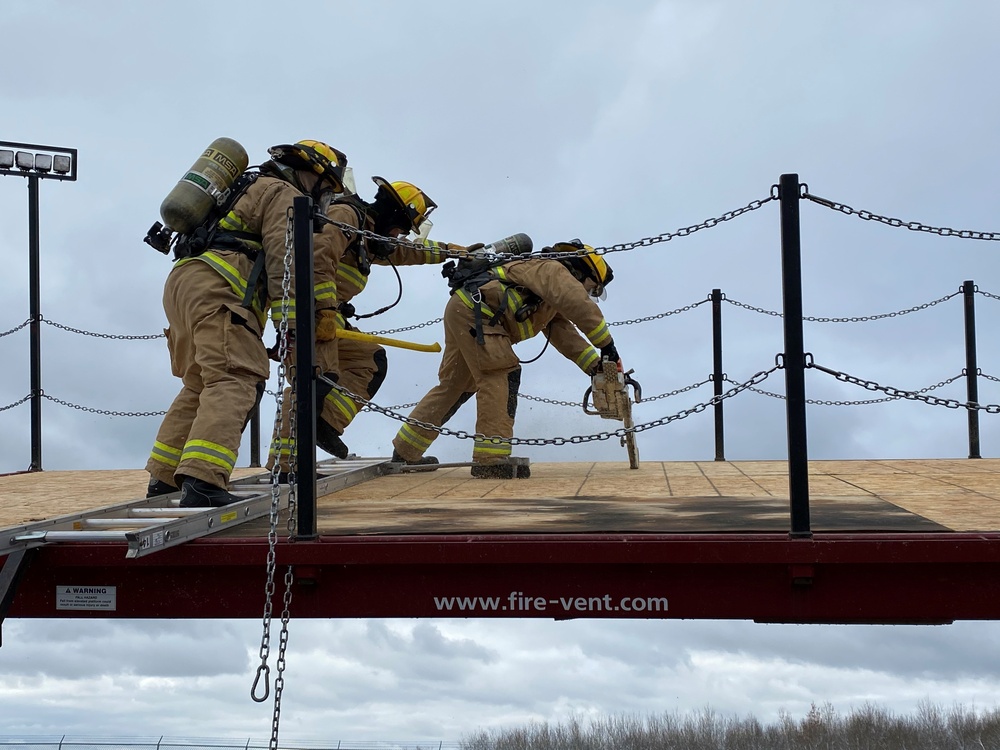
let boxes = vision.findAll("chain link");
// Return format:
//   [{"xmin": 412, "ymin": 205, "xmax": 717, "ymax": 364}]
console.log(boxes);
[
  {"xmin": 804, "ymin": 193, "xmax": 1000, "ymax": 241},
  {"xmin": 724, "ymin": 291, "xmax": 960, "ymax": 322},
  {"xmin": 808, "ymin": 362, "xmax": 1000, "ymax": 413},
  {"xmin": 41, "ymin": 317, "xmax": 165, "ymax": 340},
  {"xmin": 320, "ymin": 367, "xmax": 779, "ymax": 445},
  {"xmin": 976, "ymin": 288, "xmax": 1000, "ymax": 303},
  {"xmin": 980, "ymin": 371, "xmax": 1000, "ymax": 384},
  {"xmin": 0, "ymin": 319, "xmax": 30, "ymax": 338},
  {"xmin": 517, "ymin": 378, "xmax": 712, "ymax": 408}
]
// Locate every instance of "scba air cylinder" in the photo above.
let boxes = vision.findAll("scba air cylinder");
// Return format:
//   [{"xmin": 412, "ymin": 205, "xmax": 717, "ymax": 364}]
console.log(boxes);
[
  {"xmin": 480, "ymin": 233, "xmax": 533, "ymax": 256},
  {"xmin": 159, "ymin": 137, "xmax": 248, "ymax": 234}
]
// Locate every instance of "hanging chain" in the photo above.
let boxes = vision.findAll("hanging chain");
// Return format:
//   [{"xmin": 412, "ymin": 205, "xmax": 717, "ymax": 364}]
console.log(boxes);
[
  {"xmin": 729, "ymin": 373, "xmax": 965, "ymax": 406},
  {"xmin": 320, "ymin": 366, "xmax": 780, "ymax": 445},
  {"xmin": 321, "ymin": 191, "xmax": 778, "ymax": 261},
  {"xmin": 0, "ymin": 319, "xmax": 30, "ymax": 338},
  {"xmin": 518, "ymin": 377, "xmax": 712, "ymax": 408},
  {"xmin": 40, "ymin": 317, "xmax": 165, "ymax": 340},
  {"xmin": 39, "ymin": 393, "xmax": 166, "ymax": 417},
  {"xmin": 370, "ymin": 317, "xmax": 444, "ymax": 337},
  {"xmin": 980, "ymin": 371, "xmax": 1000, "ymax": 384},
  {"xmin": 610, "ymin": 297, "xmax": 710, "ymax": 326},
  {"xmin": 0, "ymin": 394, "xmax": 31, "ymax": 412},
  {"xmin": 252, "ymin": 210, "xmax": 297, "ymax": 750},
  {"xmin": 976, "ymin": 288, "xmax": 1000, "ymax": 303},
  {"xmin": 723, "ymin": 291, "xmax": 960, "ymax": 322},
  {"xmin": 808, "ymin": 361, "xmax": 1000, "ymax": 412},
  {"xmin": 803, "ymin": 193, "xmax": 1000, "ymax": 241}
]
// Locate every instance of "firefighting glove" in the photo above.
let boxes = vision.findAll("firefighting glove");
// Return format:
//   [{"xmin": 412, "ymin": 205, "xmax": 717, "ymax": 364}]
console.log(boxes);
[
  {"xmin": 463, "ymin": 242, "xmax": 485, "ymax": 256},
  {"xmin": 315, "ymin": 309, "xmax": 340, "ymax": 342},
  {"xmin": 600, "ymin": 341, "xmax": 620, "ymax": 365}
]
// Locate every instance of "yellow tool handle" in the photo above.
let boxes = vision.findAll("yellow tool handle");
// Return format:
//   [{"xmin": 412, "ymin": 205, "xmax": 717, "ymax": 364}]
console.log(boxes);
[{"xmin": 336, "ymin": 327, "xmax": 442, "ymax": 353}]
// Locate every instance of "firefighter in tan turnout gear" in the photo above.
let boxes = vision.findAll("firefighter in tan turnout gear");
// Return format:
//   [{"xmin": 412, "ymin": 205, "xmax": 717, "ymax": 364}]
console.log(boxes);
[
  {"xmin": 145, "ymin": 140, "xmax": 348, "ymax": 507},
  {"xmin": 391, "ymin": 240, "xmax": 620, "ymax": 479},
  {"xmin": 268, "ymin": 176, "xmax": 445, "ymax": 473}
]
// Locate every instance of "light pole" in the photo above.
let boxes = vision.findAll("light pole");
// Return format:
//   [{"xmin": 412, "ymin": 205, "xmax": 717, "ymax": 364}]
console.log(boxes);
[{"xmin": 0, "ymin": 141, "xmax": 77, "ymax": 471}]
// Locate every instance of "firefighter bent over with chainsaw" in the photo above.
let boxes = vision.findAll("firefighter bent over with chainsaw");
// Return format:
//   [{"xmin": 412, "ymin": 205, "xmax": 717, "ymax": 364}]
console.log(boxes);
[
  {"xmin": 145, "ymin": 139, "xmax": 348, "ymax": 507},
  {"xmin": 391, "ymin": 240, "xmax": 621, "ymax": 479}
]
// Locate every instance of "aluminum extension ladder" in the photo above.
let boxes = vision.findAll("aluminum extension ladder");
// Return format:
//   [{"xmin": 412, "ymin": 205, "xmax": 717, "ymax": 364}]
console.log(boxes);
[{"xmin": 0, "ymin": 457, "xmax": 391, "ymax": 560}]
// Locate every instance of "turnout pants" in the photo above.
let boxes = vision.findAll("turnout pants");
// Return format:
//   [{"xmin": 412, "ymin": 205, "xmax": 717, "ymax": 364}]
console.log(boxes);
[
  {"xmin": 146, "ymin": 262, "xmax": 269, "ymax": 488},
  {"xmin": 392, "ymin": 295, "xmax": 520, "ymax": 465}
]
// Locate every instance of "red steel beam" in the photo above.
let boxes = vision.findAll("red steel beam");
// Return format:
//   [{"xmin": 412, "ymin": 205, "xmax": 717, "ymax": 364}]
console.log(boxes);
[{"xmin": 5, "ymin": 532, "xmax": 1000, "ymax": 624}]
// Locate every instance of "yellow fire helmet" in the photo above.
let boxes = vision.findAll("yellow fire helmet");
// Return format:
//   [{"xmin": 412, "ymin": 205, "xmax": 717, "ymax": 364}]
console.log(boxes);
[
  {"xmin": 268, "ymin": 140, "xmax": 348, "ymax": 193},
  {"xmin": 371, "ymin": 176, "xmax": 437, "ymax": 233},
  {"xmin": 552, "ymin": 240, "xmax": 615, "ymax": 290}
]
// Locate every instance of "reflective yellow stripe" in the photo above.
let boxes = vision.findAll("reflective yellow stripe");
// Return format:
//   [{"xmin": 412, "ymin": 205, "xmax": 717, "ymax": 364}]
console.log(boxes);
[
  {"xmin": 314, "ymin": 279, "xmax": 337, "ymax": 302},
  {"xmin": 270, "ymin": 298, "xmax": 297, "ymax": 322},
  {"xmin": 586, "ymin": 320, "xmax": 611, "ymax": 347},
  {"xmin": 473, "ymin": 439, "xmax": 512, "ymax": 458},
  {"xmin": 150, "ymin": 441, "xmax": 182, "ymax": 468},
  {"xmin": 423, "ymin": 247, "xmax": 443, "ymax": 263},
  {"xmin": 269, "ymin": 438, "xmax": 296, "ymax": 458},
  {"xmin": 577, "ymin": 347, "xmax": 600, "ymax": 373},
  {"xmin": 217, "ymin": 213, "xmax": 263, "ymax": 250},
  {"xmin": 325, "ymin": 389, "xmax": 359, "ymax": 421},
  {"xmin": 396, "ymin": 423, "xmax": 432, "ymax": 452},
  {"xmin": 337, "ymin": 262, "xmax": 368, "ymax": 294},
  {"xmin": 181, "ymin": 438, "xmax": 238, "ymax": 472}
]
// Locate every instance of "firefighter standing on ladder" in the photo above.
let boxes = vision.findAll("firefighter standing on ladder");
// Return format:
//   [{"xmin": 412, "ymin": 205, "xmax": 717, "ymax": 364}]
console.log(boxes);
[
  {"xmin": 145, "ymin": 140, "xmax": 349, "ymax": 507},
  {"xmin": 390, "ymin": 240, "xmax": 622, "ymax": 479},
  {"xmin": 268, "ymin": 176, "xmax": 458, "ymax": 474}
]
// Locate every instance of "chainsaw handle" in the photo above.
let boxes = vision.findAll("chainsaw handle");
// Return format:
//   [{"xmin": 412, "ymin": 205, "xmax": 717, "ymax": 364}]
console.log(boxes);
[
  {"xmin": 624, "ymin": 369, "xmax": 642, "ymax": 403},
  {"xmin": 581, "ymin": 385, "xmax": 600, "ymax": 415}
]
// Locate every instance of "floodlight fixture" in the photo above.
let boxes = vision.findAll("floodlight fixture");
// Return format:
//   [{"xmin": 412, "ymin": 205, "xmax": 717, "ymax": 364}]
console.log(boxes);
[{"xmin": 0, "ymin": 140, "xmax": 77, "ymax": 181}]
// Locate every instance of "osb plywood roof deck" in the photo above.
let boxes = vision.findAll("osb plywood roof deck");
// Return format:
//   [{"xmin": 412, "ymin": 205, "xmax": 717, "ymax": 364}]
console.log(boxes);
[{"xmin": 4, "ymin": 458, "xmax": 1000, "ymax": 536}]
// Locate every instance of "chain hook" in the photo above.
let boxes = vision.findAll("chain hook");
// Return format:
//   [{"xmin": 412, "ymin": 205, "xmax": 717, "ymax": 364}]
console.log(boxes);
[{"xmin": 251, "ymin": 663, "xmax": 271, "ymax": 702}]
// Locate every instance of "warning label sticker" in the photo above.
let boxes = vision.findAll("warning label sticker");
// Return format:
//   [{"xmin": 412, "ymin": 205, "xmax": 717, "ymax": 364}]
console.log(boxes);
[{"xmin": 56, "ymin": 585, "xmax": 117, "ymax": 611}]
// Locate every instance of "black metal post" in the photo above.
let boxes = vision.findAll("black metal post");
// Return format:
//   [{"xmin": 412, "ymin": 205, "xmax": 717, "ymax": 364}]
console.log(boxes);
[
  {"xmin": 249, "ymin": 404, "xmax": 261, "ymax": 467},
  {"xmin": 962, "ymin": 280, "xmax": 981, "ymax": 459},
  {"xmin": 779, "ymin": 173, "xmax": 811, "ymax": 538},
  {"xmin": 711, "ymin": 288, "xmax": 725, "ymax": 461},
  {"xmin": 293, "ymin": 196, "xmax": 318, "ymax": 540},
  {"xmin": 27, "ymin": 176, "xmax": 42, "ymax": 471}
]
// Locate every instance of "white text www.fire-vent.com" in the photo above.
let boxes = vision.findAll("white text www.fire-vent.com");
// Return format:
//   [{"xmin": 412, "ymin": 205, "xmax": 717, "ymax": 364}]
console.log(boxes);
[{"xmin": 433, "ymin": 592, "xmax": 669, "ymax": 613}]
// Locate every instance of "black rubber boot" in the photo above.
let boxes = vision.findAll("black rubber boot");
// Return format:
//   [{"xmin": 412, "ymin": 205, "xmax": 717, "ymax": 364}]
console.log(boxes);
[
  {"xmin": 470, "ymin": 463, "xmax": 515, "ymax": 480},
  {"xmin": 391, "ymin": 450, "xmax": 439, "ymax": 467},
  {"xmin": 146, "ymin": 478, "xmax": 178, "ymax": 498},
  {"xmin": 316, "ymin": 420, "xmax": 350, "ymax": 459},
  {"xmin": 178, "ymin": 475, "xmax": 241, "ymax": 508},
  {"xmin": 516, "ymin": 464, "xmax": 531, "ymax": 479}
]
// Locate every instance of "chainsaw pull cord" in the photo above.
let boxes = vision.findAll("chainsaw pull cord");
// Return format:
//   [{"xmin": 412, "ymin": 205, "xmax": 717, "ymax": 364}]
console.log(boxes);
[{"xmin": 518, "ymin": 331, "xmax": 550, "ymax": 365}]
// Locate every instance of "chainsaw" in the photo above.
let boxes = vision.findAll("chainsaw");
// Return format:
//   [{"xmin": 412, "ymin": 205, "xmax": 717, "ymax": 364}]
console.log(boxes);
[{"xmin": 582, "ymin": 358, "xmax": 642, "ymax": 469}]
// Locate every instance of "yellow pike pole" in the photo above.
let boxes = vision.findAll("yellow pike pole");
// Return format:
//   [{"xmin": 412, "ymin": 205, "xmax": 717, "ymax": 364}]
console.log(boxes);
[{"xmin": 336, "ymin": 327, "xmax": 441, "ymax": 353}]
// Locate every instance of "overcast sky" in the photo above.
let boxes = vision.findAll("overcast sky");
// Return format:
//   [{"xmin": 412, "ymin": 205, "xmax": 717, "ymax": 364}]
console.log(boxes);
[{"xmin": 3, "ymin": 0, "xmax": 1000, "ymax": 744}]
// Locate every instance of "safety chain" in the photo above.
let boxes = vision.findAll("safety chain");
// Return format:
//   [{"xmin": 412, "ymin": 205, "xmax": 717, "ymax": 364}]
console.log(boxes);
[
  {"xmin": 370, "ymin": 318, "xmax": 443, "ymax": 337},
  {"xmin": 728, "ymin": 373, "xmax": 965, "ymax": 406},
  {"xmin": 0, "ymin": 319, "xmax": 30, "ymax": 338},
  {"xmin": 41, "ymin": 393, "xmax": 166, "ymax": 417},
  {"xmin": 808, "ymin": 361, "xmax": 1000, "ymax": 413},
  {"xmin": 320, "ymin": 366, "xmax": 779, "ymax": 445},
  {"xmin": 803, "ymin": 193, "xmax": 1000, "ymax": 241},
  {"xmin": 609, "ymin": 297, "xmax": 710, "ymax": 326},
  {"xmin": 981, "ymin": 371, "xmax": 1000, "ymax": 384},
  {"xmin": 723, "ymin": 290, "xmax": 960, "ymax": 322},
  {"xmin": 0, "ymin": 394, "xmax": 31, "ymax": 412},
  {"xmin": 976, "ymin": 289, "xmax": 1000, "ymax": 303},
  {"xmin": 518, "ymin": 377, "xmax": 712, "ymax": 408},
  {"xmin": 321, "ymin": 191, "xmax": 778, "ymax": 261},
  {"xmin": 40, "ymin": 317, "xmax": 165, "ymax": 340}
]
